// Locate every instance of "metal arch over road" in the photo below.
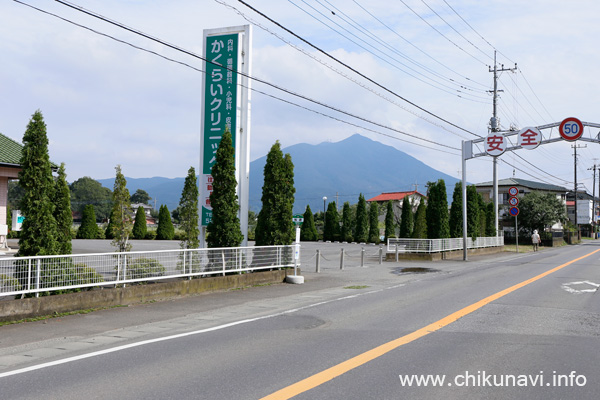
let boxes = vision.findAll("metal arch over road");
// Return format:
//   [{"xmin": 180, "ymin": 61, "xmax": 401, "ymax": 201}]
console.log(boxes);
[{"xmin": 461, "ymin": 119, "xmax": 600, "ymax": 260}]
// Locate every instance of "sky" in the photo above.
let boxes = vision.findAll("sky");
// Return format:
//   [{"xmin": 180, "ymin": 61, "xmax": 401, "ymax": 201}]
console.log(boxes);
[{"xmin": 1, "ymin": 0, "xmax": 600, "ymax": 196}]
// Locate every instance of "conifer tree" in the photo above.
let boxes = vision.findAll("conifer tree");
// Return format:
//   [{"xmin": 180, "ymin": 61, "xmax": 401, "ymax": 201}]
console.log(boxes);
[
  {"xmin": 341, "ymin": 201, "xmax": 353, "ymax": 242},
  {"xmin": 77, "ymin": 204, "xmax": 99, "ymax": 239},
  {"xmin": 354, "ymin": 193, "xmax": 368, "ymax": 242},
  {"xmin": 486, "ymin": 201, "xmax": 497, "ymax": 237},
  {"xmin": 54, "ymin": 163, "xmax": 72, "ymax": 254},
  {"xmin": 426, "ymin": 179, "xmax": 450, "ymax": 239},
  {"xmin": 255, "ymin": 141, "xmax": 295, "ymax": 245},
  {"xmin": 368, "ymin": 201, "xmax": 380, "ymax": 243},
  {"xmin": 449, "ymin": 182, "xmax": 463, "ymax": 238},
  {"xmin": 179, "ymin": 166, "xmax": 200, "ymax": 249},
  {"xmin": 384, "ymin": 200, "xmax": 396, "ymax": 240},
  {"xmin": 16, "ymin": 110, "xmax": 58, "ymax": 257},
  {"xmin": 300, "ymin": 205, "xmax": 318, "ymax": 241},
  {"xmin": 132, "ymin": 206, "xmax": 147, "ymax": 239},
  {"xmin": 412, "ymin": 202, "xmax": 427, "ymax": 239},
  {"xmin": 324, "ymin": 202, "xmax": 340, "ymax": 241},
  {"xmin": 466, "ymin": 185, "xmax": 480, "ymax": 240},
  {"xmin": 207, "ymin": 129, "xmax": 243, "ymax": 247},
  {"xmin": 109, "ymin": 165, "xmax": 132, "ymax": 252},
  {"xmin": 156, "ymin": 205, "xmax": 175, "ymax": 240},
  {"xmin": 399, "ymin": 196, "xmax": 413, "ymax": 238}
]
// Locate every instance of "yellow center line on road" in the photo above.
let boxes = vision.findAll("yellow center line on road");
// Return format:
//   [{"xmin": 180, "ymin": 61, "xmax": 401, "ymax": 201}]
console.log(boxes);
[{"xmin": 261, "ymin": 248, "xmax": 600, "ymax": 400}]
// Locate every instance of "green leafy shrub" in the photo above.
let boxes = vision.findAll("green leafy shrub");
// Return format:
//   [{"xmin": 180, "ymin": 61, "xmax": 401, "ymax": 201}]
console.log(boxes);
[{"xmin": 124, "ymin": 257, "xmax": 165, "ymax": 281}]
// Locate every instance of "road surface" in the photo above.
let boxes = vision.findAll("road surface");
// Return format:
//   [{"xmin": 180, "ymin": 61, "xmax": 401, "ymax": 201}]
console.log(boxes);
[{"xmin": 1, "ymin": 241, "xmax": 599, "ymax": 399}]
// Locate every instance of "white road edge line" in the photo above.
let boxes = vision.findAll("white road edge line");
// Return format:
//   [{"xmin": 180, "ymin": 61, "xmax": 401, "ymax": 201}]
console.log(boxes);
[{"xmin": 0, "ymin": 283, "xmax": 405, "ymax": 379}]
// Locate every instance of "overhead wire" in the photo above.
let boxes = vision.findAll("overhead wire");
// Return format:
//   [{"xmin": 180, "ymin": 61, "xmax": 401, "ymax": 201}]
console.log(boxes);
[
  {"xmin": 351, "ymin": 0, "xmax": 488, "ymax": 89},
  {"xmin": 286, "ymin": 0, "xmax": 488, "ymax": 101},
  {"xmin": 313, "ymin": 0, "xmax": 489, "ymax": 96},
  {"xmin": 216, "ymin": 0, "xmax": 475, "ymax": 140},
  {"xmin": 234, "ymin": 0, "xmax": 482, "ymax": 138},
  {"xmin": 14, "ymin": 0, "xmax": 458, "ymax": 154}
]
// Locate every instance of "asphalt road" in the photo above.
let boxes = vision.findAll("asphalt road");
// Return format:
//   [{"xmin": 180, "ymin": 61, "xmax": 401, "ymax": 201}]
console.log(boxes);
[{"xmin": 1, "ymin": 241, "xmax": 600, "ymax": 399}]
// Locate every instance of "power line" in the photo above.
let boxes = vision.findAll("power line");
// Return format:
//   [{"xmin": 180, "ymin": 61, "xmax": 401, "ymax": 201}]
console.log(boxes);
[
  {"xmin": 14, "ymin": 0, "xmax": 457, "ymax": 154},
  {"xmin": 217, "ymin": 0, "xmax": 474, "ymax": 140},
  {"xmin": 234, "ymin": 0, "xmax": 481, "ymax": 138}
]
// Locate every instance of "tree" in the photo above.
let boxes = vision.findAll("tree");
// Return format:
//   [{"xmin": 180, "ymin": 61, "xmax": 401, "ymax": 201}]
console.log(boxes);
[
  {"xmin": 412, "ymin": 202, "xmax": 427, "ymax": 239},
  {"xmin": 109, "ymin": 165, "xmax": 133, "ymax": 252},
  {"xmin": 54, "ymin": 163, "xmax": 72, "ymax": 254},
  {"xmin": 486, "ymin": 201, "xmax": 497, "ymax": 236},
  {"xmin": 77, "ymin": 205, "xmax": 99, "ymax": 239},
  {"xmin": 354, "ymin": 193, "xmax": 368, "ymax": 242},
  {"xmin": 16, "ymin": 110, "xmax": 58, "ymax": 257},
  {"xmin": 449, "ymin": 182, "xmax": 463, "ymax": 238},
  {"xmin": 255, "ymin": 141, "xmax": 295, "ymax": 245},
  {"xmin": 324, "ymin": 202, "xmax": 340, "ymax": 241},
  {"xmin": 368, "ymin": 201, "xmax": 380, "ymax": 243},
  {"xmin": 518, "ymin": 191, "xmax": 567, "ymax": 234},
  {"xmin": 399, "ymin": 196, "xmax": 413, "ymax": 238},
  {"xmin": 178, "ymin": 167, "xmax": 200, "ymax": 249},
  {"xmin": 384, "ymin": 200, "xmax": 396, "ymax": 241},
  {"xmin": 132, "ymin": 206, "xmax": 147, "ymax": 239},
  {"xmin": 206, "ymin": 129, "xmax": 243, "ymax": 247},
  {"xmin": 426, "ymin": 179, "xmax": 450, "ymax": 239},
  {"xmin": 130, "ymin": 189, "xmax": 152, "ymax": 205},
  {"xmin": 70, "ymin": 177, "xmax": 113, "ymax": 221},
  {"xmin": 156, "ymin": 204, "xmax": 175, "ymax": 240},
  {"xmin": 341, "ymin": 202, "xmax": 353, "ymax": 242},
  {"xmin": 466, "ymin": 185, "xmax": 480, "ymax": 240},
  {"xmin": 300, "ymin": 205, "xmax": 318, "ymax": 241}
]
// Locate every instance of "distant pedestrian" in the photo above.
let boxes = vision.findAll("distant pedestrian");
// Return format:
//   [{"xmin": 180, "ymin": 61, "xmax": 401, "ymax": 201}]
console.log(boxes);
[{"xmin": 531, "ymin": 230, "xmax": 541, "ymax": 251}]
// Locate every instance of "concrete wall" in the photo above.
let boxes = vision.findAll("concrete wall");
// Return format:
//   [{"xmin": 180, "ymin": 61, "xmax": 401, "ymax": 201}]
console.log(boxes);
[{"xmin": 0, "ymin": 269, "xmax": 296, "ymax": 323}]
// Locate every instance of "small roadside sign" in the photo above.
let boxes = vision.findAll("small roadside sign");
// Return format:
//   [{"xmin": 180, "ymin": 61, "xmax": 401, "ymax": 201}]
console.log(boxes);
[
  {"xmin": 292, "ymin": 214, "xmax": 304, "ymax": 225},
  {"xmin": 508, "ymin": 186, "xmax": 518, "ymax": 197},
  {"xmin": 508, "ymin": 197, "xmax": 519, "ymax": 207},
  {"xmin": 509, "ymin": 207, "xmax": 519, "ymax": 217}
]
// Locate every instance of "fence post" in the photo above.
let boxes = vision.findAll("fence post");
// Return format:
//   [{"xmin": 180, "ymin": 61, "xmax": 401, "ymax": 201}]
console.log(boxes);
[
  {"xmin": 316, "ymin": 249, "xmax": 321, "ymax": 273},
  {"xmin": 379, "ymin": 246, "xmax": 383, "ymax": 264},
  {"xmin": 395, "ymin": 244, "xmax": 399, "ymax": 262},
  {"xmin": 27, "ymin": 259, "xmax": 32, "ymax": 293},
  {"xmin": 222, "ymin": 251, "xmax": 226, "ymax": 276},
  {"xmin": 361, "ymin": 247, "xmax": 364, "ymax": 267},
  {"xmin": 36, "ymin": 259, "xmax": 41, "ymax": 298},
  {"xmin": 123, "ymin": 254, "xmax": 128, "ymax": 288},
  {"xmin": 340, "ymin": 248, "xmax": 344, "ymax": 270}
]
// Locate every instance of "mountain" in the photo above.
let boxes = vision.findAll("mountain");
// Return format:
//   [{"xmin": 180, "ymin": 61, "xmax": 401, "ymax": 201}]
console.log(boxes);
[
  {"xmin": 97, "ymin": 134, "xmax": 460, "ymax": 213},
  {"xmin": 250, "ymin": 134, "xmax": 460, "ymax": 213}
]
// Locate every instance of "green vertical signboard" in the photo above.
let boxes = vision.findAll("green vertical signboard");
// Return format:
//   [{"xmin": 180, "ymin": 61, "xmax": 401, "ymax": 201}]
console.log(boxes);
[{"xmin": 201, "ymin": 33, "xmax": 239, "ymax": 226}]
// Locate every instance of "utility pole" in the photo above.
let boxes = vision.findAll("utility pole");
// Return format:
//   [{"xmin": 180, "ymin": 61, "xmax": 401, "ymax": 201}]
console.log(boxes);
[
  {"xmin": 573, "ymin": 144, "xmax": 586, "ymax": 235},
  {"xmin": 488, "ymin": 51, "xmax": 517, "ymax": 236},
  {"xmin": 589, "ymin": 161, "xmax": 598, "ymax": 235}
]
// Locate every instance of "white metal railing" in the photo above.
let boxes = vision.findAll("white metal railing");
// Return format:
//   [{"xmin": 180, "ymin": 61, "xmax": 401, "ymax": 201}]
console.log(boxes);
[
  {"xmin": 387, "ymin": 236, "xmax": 504, "ymax": 253},
  {"xmin": 0, "ymin": 245, "xmax": 296, "ymax": 298}
]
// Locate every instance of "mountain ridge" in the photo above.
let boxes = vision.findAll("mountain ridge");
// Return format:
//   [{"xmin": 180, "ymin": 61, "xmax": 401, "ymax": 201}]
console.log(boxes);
[{"xmin": 97, "ymin": 134, "xmax": 460, "ymax": 213}]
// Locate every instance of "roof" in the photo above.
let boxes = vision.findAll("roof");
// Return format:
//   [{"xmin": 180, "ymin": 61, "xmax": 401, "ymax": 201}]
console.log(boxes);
[
  {"xmin": 0, "ymin": 133, "xmax": 24, "ymax": 167},
  {"xmin": 0, "ymin": 132, "xmax": 58, "ymax": 170},
  {"xmin": 475, "ymin": 177, "xmax": 568, "ymax": 193},
  {"xmin": 367, "ymin": 190, "xmax": 426, "ymax": 202}
]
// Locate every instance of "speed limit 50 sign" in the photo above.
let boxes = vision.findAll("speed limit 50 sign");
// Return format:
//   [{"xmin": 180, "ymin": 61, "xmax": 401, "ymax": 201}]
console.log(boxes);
[{"xmin": 559, "ymin": 117, "xmax": 584, "ymax": 141}]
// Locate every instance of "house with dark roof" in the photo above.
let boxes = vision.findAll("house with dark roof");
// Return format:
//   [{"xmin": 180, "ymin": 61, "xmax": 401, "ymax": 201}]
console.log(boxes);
[
  {"xmin": 476, "ymin": 177, "xmax": 569, "ymax": 231},
  {"xmin": 0, "ymin": 133, "xmax": 24, "ymax": 249}
]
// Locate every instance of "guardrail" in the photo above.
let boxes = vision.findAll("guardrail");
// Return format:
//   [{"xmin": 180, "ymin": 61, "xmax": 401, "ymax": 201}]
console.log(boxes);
[
  {"xmin": 0, "ymin": 245, "xmax": 296, "ymax": 298},
  {"xmin": 387, "ymin": 236, "xmax": 504, "ymax": 253}
]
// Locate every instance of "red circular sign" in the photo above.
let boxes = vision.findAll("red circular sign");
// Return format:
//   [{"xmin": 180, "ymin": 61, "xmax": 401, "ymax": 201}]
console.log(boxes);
[
  {"xmin": 508, "ymin": 197, "xmax": 519, "ymax": 206},
  {"xmin": 509, "ymin": 207, "xmax": 519, "ymax": 216},
  {"xmin": 508, "ymin": 186, "xmax": 518, "ymax": 197},
  {"xmin": 559, "ymin": 117, "xmax": 584, "ymax": 141}
]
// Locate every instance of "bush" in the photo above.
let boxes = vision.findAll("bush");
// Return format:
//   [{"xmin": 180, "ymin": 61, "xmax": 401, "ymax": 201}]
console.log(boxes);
[
  {"xmin": 124, "ymin": 257, "xmax": 165, "ymax": 281},
  {"xmin": 144, "ymin": 230, "xmax": 157, "ymax": 240},
  {"xmin": 1, "ymin": 274, "xmax": 21, "ymax": 293}
]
